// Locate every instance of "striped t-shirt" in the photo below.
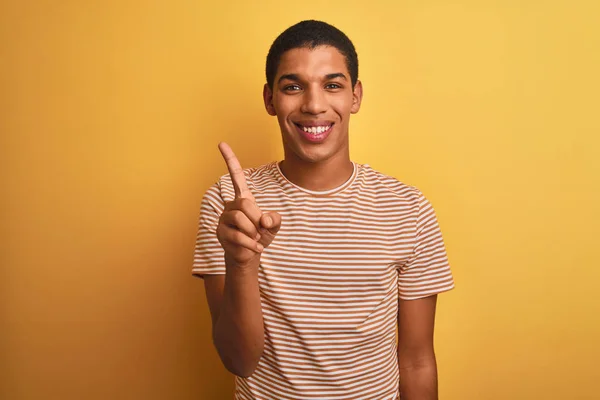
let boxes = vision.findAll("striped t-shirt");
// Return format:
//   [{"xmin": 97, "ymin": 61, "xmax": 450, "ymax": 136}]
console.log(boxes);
[{"xmin": 193, "ymin": 161, "xmax": 454, "ymax": 400}]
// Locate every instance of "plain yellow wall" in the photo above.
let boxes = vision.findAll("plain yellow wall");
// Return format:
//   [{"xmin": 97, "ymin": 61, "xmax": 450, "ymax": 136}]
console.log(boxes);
[{"xmin": 1, "ymin": 1, "xmax": 599, "ymax": 399}]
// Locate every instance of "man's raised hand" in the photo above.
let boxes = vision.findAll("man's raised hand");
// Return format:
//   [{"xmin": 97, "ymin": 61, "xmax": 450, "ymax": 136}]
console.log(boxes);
[{"xmin": 216, "ymin": 143, "xmax": 281, "ymax": 267}]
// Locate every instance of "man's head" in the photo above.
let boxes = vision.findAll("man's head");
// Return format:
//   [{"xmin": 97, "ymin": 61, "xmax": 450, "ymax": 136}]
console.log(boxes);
[
  {"xmin": 263, "ymin": 20, "xmax": 363, "ymax": 165},
  {"xmin": 265, "ymin": 20, "xmax": 359, "ymax": 91}
]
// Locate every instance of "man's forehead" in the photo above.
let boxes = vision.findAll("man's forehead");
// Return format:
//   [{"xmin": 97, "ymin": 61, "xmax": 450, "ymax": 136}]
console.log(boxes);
[{"xmin": 276, "ymin": 46, "xmax": 349, "ymax": 77}]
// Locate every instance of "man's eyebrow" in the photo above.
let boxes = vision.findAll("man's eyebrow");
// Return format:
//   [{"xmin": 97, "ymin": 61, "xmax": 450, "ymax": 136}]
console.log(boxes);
[
  {"xmin": 325, "ymin": 73, "xmax": 347, "ymax": 81},
  {"xmin": 278, "ymin": 74, "xmax": 299, "ymax": 83},
  {"xmin": 277, "ymin": 72, "xmax": 348, "ymax": 84}
]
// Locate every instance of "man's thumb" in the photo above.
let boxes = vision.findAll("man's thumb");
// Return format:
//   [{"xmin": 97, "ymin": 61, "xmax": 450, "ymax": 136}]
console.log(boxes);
[{"xmin": 259, "ymin": 212, "xmax": 281, "ymax": 246}]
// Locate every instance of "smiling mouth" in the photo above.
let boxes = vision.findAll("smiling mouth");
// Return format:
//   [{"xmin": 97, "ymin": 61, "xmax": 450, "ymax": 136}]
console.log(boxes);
[{"xmin": 293, "ymin": 123, "xmax": 334, "ymax": 134}]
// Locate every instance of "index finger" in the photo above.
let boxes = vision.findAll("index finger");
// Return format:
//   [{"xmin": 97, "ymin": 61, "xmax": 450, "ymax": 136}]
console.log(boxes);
[{"xmin": 218, "ymin": 142, "xmax": 254, "ymax": 200}]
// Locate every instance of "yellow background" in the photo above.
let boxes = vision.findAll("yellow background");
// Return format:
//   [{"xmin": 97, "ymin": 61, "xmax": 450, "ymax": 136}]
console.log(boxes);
[{"xmin": 2, "ymin": 0, "xmax": 599, "ymax": 399}]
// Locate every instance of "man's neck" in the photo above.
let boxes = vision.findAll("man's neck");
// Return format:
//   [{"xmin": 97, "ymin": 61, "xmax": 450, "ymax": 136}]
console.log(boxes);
[{"xmin": 279, "ymin": 151, "xmax": 354, "ymax": 192}]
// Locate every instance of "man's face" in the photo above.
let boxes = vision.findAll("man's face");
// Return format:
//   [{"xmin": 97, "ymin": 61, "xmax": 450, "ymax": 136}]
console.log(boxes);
[{"xmin": 264, "ymin": 46, "xmax": 362, "ymax": 164}]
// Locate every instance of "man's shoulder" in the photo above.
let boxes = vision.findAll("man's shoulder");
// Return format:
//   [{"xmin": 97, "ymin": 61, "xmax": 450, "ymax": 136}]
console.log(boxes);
[
  {"xmin": 356, "ymin": 163, "xmax": 423, "ymax": 202},
  {"xmin": 221, "ymin": 161, "xmax": 276, "ymax": 182},
  {"xmin": 209, "ymin": 161, "xmax": 279, "ymax": 200}
]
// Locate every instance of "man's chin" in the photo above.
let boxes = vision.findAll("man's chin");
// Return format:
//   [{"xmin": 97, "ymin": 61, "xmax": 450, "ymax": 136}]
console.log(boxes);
[
  {"xmin": 282, "ymin": 135, "xmax": 341, "ymax": 164},
  {"xmin": 294, "ymin": 146, "xmax": 335, "ymax": 164}
]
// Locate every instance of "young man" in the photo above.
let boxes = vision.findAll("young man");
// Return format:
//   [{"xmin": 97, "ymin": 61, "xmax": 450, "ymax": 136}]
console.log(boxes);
[{"xmin": 193, "ymin": 20, "xmax": 454, "ymax": 400}]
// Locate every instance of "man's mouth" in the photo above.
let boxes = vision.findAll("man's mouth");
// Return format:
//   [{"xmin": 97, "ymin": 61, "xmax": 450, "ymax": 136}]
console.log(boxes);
[
  {"xmin": 294, "ymin": 123, "xmax": 334, "ymax": 134},
  {"xmin": 293, "ymin": 122, "xmax": 334, "ymax": 143}
]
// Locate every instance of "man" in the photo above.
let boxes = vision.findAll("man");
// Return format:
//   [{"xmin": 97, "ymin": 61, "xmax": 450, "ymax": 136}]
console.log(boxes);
[{"xmin": 193, "ymin": 20, "xmax": 454, "ymax": 400}]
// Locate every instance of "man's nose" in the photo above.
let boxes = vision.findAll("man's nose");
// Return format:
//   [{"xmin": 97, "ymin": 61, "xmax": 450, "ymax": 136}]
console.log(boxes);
[{"xmin": 301, "ymin": 87, "xmax": 327, "ymax": 115}]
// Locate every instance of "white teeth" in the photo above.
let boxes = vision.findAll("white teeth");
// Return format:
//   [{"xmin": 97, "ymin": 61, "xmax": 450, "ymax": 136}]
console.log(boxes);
[{"xmin": 302, "ymin": 125, "xmax": 330, "ymax": 134}]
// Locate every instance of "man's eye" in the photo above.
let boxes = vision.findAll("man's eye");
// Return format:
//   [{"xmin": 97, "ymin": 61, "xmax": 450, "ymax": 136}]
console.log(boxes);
[
  {"xmin": 284, "ymin": 85, "xmax": 301, "ymax": 91},
  {"xmin": 325, "ymin": 83, "xmax": 342, "ymax": 89}
]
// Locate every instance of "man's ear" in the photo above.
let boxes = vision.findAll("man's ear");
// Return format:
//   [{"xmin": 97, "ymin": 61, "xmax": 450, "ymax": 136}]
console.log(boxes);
[
  {"xmin": 351, "ymin": 80, "xmax": 363, "ymax": 114},
  {"xmin": 263, "ymin": 83, "xmax": 276, "ymax": 116}
]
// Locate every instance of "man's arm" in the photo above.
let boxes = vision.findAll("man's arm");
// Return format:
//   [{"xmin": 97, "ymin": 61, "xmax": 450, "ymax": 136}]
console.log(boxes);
[
  {"xmin": 204, "ymin": 263, "xmax": 264, "ymax": 378},
  {"xmin": 202, "ymin": 143, "xmax": 281, "ymax": 378},
  {"xmin": 398, "ymin": 294, "xmax": 438, "ymax": 400}
]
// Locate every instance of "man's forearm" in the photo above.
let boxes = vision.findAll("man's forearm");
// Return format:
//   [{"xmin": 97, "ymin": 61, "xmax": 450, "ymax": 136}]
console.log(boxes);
[
  {"xmin": 213, "ymin": 261, "xmax": 264, "ymax": 378},
  {"xmin": 398, "ymin": 356, "xmax": 438, "ymax": 400}
]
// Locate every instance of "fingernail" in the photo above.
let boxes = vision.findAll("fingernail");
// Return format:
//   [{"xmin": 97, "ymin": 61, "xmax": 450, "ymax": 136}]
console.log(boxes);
[
  {"xmin": 255, "ymin": 233, "xmax": 261, "ymax": 241},
  {"xmin": 264, "ymin": 216, "xmax": 272, "ymax": 227},
  {"xmin": 257, "ymin": 243, "xmax": 264, "ymax": 252}
]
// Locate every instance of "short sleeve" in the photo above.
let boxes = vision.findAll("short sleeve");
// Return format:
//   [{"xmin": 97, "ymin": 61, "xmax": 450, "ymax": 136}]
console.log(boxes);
[
  {"xmin": 398, "ymin": 191, "xmax": 455, "ymax": 300},
  {"xmin": 192, "ymin": 183, "xmax": 227, "ymax": 277}
]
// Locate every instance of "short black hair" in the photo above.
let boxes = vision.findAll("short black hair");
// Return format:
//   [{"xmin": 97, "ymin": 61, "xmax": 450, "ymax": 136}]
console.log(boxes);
[{"xmin": 265, "ymin": 20, "xmax": 359, "ymax": 89}]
